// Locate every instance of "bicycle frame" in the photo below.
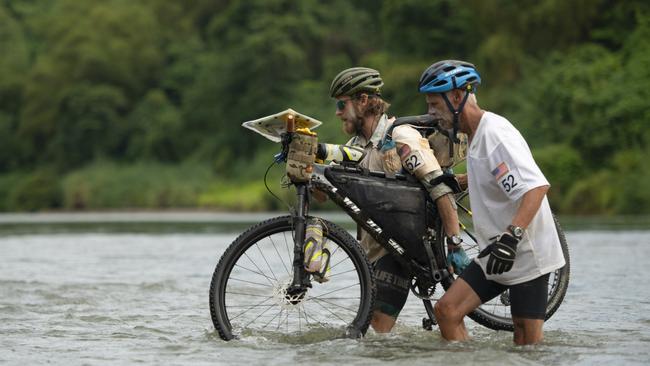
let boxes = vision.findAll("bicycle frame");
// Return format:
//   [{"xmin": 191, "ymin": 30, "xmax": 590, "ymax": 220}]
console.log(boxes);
[{"xmin": 287, "ymin": 163, "xmax": 450, "ymax": 296}]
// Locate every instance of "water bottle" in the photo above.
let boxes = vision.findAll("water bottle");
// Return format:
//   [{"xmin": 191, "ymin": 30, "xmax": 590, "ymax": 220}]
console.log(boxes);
[{"xmin": 303, "ymin": 219, "xmax": 330, "ymax": 283}]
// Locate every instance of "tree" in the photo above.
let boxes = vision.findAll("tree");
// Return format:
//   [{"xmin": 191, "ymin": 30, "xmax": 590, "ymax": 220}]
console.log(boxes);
[{"xmin": 18, "ymin": 0, "xmax": 164, "ymax": 168}]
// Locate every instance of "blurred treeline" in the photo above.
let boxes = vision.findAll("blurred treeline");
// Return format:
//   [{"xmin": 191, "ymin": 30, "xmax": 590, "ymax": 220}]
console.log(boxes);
[{"xmin": 0, "ymin": 0, "xmax": 648, "ymax": 214}]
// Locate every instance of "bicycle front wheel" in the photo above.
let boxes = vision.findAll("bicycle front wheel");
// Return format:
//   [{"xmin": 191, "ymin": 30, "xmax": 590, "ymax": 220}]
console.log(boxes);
[{"xmin": 209, "ymin": 215, "xmax": 376, "ymax": 340}]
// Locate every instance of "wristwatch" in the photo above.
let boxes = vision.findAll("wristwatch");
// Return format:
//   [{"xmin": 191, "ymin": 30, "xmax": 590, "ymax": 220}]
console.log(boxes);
[
  {"xmin": 445, "ymin": 235, "xmax": 463, "ymax": 251},
  {"xmin": 507, "ymin": 225, "xmax": 524, "ymax": 240}
]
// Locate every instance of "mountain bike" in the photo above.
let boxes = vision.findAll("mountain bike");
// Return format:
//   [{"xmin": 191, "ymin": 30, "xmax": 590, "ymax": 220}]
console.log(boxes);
[{"xmin": 209, "ymin": 109, "xmax": 570, "ymax": 341}]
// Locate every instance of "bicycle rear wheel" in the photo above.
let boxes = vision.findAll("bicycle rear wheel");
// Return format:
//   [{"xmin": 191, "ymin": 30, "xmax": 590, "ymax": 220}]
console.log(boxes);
[
  {"xmin": 440, "ymin": 204, "xmax": 570, "ymax": 331},
  {"xmin": 209, "ymin": 215, "xmax": 376, "ymax": 340}
]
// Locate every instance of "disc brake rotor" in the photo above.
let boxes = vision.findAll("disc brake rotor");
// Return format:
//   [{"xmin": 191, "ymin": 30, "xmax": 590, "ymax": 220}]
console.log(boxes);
[{"xmin": 272, "ymin": 279, "xmax": 308, "ymax": 309}]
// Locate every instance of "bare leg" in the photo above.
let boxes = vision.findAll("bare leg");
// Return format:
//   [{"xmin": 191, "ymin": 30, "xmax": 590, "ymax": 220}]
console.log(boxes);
[
  {"xmin": 434, "ymin": 278, "xmax": 482, "ymax": 341},
  {"xmin": 371, "ymin": 311, "xmax": 397, "ymax": 333},
  {"xmin": 513, "ymin": 317, "xmax": 544, "ymax": 345}
]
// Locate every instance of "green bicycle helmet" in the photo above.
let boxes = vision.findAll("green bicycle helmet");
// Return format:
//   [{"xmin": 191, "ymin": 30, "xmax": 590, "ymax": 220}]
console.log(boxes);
[{"xmin": 329, "ymin": 67, "xmax": 383, "ymax": 98}]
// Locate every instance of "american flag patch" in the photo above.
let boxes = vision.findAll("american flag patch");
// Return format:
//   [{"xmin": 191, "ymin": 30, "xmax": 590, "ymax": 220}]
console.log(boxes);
[
  {"xmin": 491, "ymin": 162, "xmax": 509, "ymax": 180},
  {"xmin": 398, "ymin": 145, "xmax": 411, "ymax": 159}
]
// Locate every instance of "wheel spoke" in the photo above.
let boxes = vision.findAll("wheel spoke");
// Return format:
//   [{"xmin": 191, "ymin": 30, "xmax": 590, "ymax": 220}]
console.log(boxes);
[
  {"xmin": 276, "ymin": 308, "xmax": 284, "ymax": 331},
  {"xmin": 269, "ymin": 234, "xmax": 291, "ymax": 276},
  {"xmin": 282, "ymin": 231, "xmax": 293, "ymax": 267},
  {"xmin": 310, "ymin": 297, "xmax": 357, "ymax": 313},
  {"xmin": 300, "ymin": 303, "xmax": 313, "ymax": 325},
  {"xmin": 227, "ymin": 304, "xmax": 280, "ymax": 308},
  {"xmin": 286, "ymin": 310, "xmax": 289, "ymax": 333},
  {"xmin": 311, "ymin": 296, "xmax": 347, "ymax": 324},
  {"xmin": 256, "ymin": 242, "xmax": 278, "ymax": 281},
  {"xmin": 307, "ymin": 283, "xmax": 360, "ymax": 300},
  {"xmin": 229, "ymin": 277, "xmax": 273, "ymax": 288},
  {"xmin": 298, "ymin": 305, "xmax": 302, "ymax": 332},
  {"xmin": 243, "ymin": 252, "xmax": 276, "ymax": 287},
  {"xmin": 230, "ymin": 295, "xmax": 275, "ymax": 321},
  {"xmin": 226, "ymin": 291, "xmax": 270, "ymax": 298},
  {"xmin": 245, "ymin": 302, "xmax": 280, "ymax": 329},
  {"xmin": 329, "ymin": 242, "xmax": 341, "ymax": 257},
  {"xmin": 258, "ymin": 307, "xmax": 283, "ymax": 329},
  {"xmin": 234, "ymin": 264, "xmax": 276, "ymax": 284},
  {"xmin": 328, "ymin": 268, "xmax": 358, "ymax": 278},
  {"xmin": 329, "ymin": 255, "xmax": 351, "ymax": 271}
]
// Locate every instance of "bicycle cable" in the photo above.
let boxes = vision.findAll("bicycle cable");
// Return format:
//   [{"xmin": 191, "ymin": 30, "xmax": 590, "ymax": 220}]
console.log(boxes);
[{"xmin": 263, "ymin": 159, "xmax": 293, "ymax": 211}]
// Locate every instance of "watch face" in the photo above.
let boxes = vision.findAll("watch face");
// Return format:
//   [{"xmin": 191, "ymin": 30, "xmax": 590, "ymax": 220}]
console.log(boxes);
[
  {"xmin": 510, "ymin": 226, "xmax": 523, "ymax": 238},
  {"xmin": 451, "ymin": 235, "xmax": 462, "ymax": 245}
]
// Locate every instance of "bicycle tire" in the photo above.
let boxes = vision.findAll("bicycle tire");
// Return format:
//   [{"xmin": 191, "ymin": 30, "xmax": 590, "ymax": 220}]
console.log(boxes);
[
  {"xmin": 209, "ymin": 215, "xmax": 376, "ymax": 340},
  {"xmin": 439, "ymin": 215, "xmax": 570, "ymax": 331}
]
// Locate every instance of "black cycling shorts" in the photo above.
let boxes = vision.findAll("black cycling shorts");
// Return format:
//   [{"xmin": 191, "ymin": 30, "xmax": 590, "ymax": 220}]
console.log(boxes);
[
  {"xmin": 373, "ymin": 255, "xmax": 411, "ymax": 318},
  {"xmin": 459, "ymin": 261, "xmax": 550, "ymax": 320}
]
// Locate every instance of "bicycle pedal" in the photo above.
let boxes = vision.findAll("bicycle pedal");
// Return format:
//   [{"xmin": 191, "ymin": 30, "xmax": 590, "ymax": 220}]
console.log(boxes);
[{"xmin": 422, "ymin": 317, "xmax": 436, "ymax": 331}]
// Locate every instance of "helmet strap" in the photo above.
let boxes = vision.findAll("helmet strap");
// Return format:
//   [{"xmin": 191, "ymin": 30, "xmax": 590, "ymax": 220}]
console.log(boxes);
[{"xmin": 441, "ymin": 88, "xmax": 471, "ymax": 145}]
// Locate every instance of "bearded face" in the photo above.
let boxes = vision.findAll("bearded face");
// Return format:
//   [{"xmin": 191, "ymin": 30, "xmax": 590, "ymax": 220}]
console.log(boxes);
[
  {"xmin": 336, "ymin": 97, "xmax": 365, "ymax": 136},
  {"xmin": 425, "ymin": 93, "xmax": 454, "ymax": 130}
]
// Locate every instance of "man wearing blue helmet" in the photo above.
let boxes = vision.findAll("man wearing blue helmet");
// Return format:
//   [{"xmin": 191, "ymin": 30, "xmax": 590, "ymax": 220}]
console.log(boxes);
[{"xmin": 419, "ymin": 60, "xmax": 566, "ymax": 345}]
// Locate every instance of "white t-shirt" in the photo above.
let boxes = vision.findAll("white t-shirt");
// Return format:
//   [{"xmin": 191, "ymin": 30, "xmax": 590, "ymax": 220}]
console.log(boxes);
[{"xmin": 467, "ymin": 111, "xmax": 566, "ymax": 285}]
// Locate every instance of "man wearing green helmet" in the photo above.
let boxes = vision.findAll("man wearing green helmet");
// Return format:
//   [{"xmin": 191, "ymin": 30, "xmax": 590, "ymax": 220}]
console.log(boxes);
[{"xmin": 329, "ymin": 67, "xmax": 468, "ymax": 332}]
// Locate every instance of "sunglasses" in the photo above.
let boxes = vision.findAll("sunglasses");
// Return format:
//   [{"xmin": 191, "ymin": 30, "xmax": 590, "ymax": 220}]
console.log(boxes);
[
  {"xmin": 336, "ymin": 94, "xmax": 377, "ymax": 111},
  {"xmin": 336, "ymin": 99, "xmax": 350, "ymax": 111}
]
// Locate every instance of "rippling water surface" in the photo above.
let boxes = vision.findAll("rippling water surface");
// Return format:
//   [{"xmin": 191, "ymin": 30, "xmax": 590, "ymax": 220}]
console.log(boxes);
[{"xmin": 1, "ymin": 216, "xmax": 649, "ymax": 365}]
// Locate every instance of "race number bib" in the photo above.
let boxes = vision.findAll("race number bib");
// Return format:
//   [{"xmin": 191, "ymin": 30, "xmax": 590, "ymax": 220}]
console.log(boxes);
[
  {"xmin": 491, "ymin": 161, "xmax": 523, "ymax": 197},
  {"xmin": 398, "ymin": 144, "xmax": 424, "ymax": 174}
]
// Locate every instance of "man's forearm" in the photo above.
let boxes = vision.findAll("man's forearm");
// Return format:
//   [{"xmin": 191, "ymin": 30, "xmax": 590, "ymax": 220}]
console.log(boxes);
[
  {"xmin": 511, "ymin": 185, "xmax": 549, "ymax": 229},
  {"xmin": 436, "ymin": 194, "xmax": 460, "ymax": 236}
]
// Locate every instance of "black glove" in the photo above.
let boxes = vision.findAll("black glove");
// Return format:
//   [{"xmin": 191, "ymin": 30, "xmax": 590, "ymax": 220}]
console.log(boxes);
[{"xmin": 477, "ymin": 232, "xmax": 519, "ymax": 275}]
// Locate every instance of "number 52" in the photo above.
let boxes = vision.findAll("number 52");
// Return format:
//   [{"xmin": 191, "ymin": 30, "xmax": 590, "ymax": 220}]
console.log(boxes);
[{"xmin": 501, "ymin": 174, "xmax": 518, "ymax": 192}]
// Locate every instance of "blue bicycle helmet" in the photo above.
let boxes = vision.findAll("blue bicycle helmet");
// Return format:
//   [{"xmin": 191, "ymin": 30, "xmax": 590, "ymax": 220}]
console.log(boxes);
[
  {"xmin": 418, "ymin": 60, "xmax": 481, "ymax": 94},
  {"xmin": 418, "ymin": 60, "xmax": 481, "ymax": 144}
]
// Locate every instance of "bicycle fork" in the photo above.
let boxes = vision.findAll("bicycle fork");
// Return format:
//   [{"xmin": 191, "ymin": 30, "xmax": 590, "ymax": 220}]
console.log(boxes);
[{"xmin": 289, "ymin": 183, "xmax": 312, "ymax": 293}]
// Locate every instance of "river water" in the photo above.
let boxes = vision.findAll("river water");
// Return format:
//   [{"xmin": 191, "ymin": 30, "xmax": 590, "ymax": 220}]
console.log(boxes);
[{"xmin": 1, "ymin": 214, "xmax": 649, "ymax": 365}]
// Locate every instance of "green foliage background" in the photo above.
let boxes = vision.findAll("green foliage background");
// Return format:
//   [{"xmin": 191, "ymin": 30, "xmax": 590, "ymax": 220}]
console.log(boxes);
[{"xmin": 0, "ymin": 0, "xmax": 648, "ymax": 214}]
